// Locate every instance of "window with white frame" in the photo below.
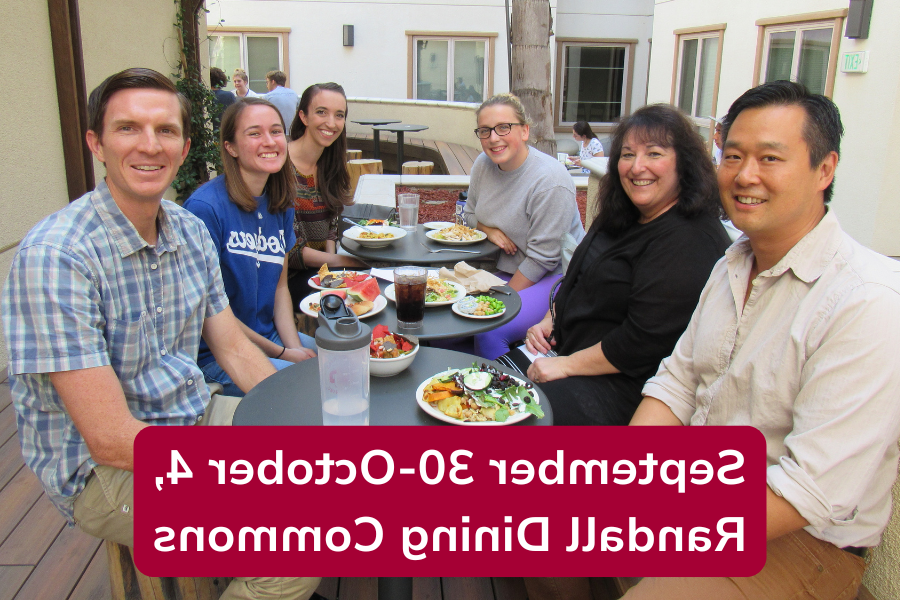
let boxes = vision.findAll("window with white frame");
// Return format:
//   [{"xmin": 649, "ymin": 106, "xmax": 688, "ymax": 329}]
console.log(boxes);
[
  {"xmin": 208, "ymin": 29, "xmax": 289, "ymax": 94},
  {"xmin": 412, "ymin": 36, "xmax": 491, "ymax": 103},
  {"xmin": 556, "ymin": 41, "xmax": 632, "ymax": 126},
  {"xmin": 760, "ymin": 22, "xmax": 832, "ymax": 95},
  {"xmin": 675, "ymin": 32, "xmax": 721, "ymax": 119}
]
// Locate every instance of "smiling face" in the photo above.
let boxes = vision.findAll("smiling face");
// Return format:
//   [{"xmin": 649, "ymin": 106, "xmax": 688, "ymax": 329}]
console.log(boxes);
[
  {"xmin": 224, "ymin": 104, "xmax": 287, "ymax": 182},
  {"xmin": 477, "ymin": 105, "xmax": 530, "ymax": 171},
  {"xmin": 718, "ymin": 104, "xmax": 835, "ymax": 250},
  {"xmin": 617, "ymin": 131, "xmax": 679, "ymax": 222},
  {"xmin": 86, "ymin": 87, "xmax": 190, "ymax": 208},
  {"xmin": 298, "ymin": 89, "xmax": 346, "ymax": 149}
]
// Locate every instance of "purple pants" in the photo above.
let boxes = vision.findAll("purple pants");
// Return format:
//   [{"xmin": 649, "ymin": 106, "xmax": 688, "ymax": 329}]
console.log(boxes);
[{"xmin": 474, "ymin": 272, "xmax": 562, "ymax": 360}]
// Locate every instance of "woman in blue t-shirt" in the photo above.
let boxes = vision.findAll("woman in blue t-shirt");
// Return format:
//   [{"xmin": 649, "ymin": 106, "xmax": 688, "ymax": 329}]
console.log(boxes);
[{"xmin": 184, "ymin": 98, "xmax": 316, "ymax": 396}]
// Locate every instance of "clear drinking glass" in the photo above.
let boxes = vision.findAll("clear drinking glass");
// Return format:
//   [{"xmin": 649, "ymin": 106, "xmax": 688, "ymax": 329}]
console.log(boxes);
[{"xmin": 398, "ymin": 193, "xmax": 420, "ymax": 232}]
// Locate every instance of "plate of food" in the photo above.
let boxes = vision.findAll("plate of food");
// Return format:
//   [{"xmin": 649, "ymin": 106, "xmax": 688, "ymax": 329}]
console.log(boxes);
[
  {"xmin": 425, "ymin": 224, "xmax": 487, "ymax": 245},
  {"xmin": 423, "ymin": 221, "xmax": 456, "ymax": 231},
  {"xmin": 451, "ymin": 295, "xmax": 505, "ymax": 319},
  {"xmin": 384, "ymin": 278, "xmax": 466, "ymax": 307},
  {"xmin": 308, "ymin": 264, "xmax": 372, "ymax": 291},
  {"xmin": 300, "ymin": 279, "xmax": 386, "ymax": 319},
  {"xmin": 416, "ymin": 365, "xmax": 544, "ymax": 425},
  {"xmin": 343, "ymin": 225, "xmax": 407, "ymax": 248}
]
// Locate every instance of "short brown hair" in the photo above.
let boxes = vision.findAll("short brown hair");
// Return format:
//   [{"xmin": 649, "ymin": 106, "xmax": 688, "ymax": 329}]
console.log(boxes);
[
  {"xmin": 219, "ymin": 98, "xmax": 294, "ymax": 213},
  {"xmin": 88, "ymin": 67, "xmax": 191, "ymax": 139},
  {"xmin": 266, "ymin": 70, "xmax": 287, "ymax": 87}
]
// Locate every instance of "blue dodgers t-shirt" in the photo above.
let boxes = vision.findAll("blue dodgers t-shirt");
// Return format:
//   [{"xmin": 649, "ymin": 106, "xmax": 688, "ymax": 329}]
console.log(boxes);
[{"xmin": 183, "ymin": 175, "xmax": 296, "ymax": 366}]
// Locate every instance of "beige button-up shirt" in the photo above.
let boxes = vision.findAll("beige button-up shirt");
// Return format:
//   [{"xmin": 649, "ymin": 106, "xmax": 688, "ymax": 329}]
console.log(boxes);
[{"xmin": 643, "ymin": 211, "xmax": 900, "ymax": 547}]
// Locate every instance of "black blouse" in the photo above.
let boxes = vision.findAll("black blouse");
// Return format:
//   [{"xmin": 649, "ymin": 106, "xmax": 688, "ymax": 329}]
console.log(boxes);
[{"xmin": 553, "ymin": 209, "xmax": 731, "ymax": 379}]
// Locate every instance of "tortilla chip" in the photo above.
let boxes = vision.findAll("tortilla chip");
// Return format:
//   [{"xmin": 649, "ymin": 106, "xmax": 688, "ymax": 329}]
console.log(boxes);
[
  {"xmin": 350, "ymin": 300, "xmax": 373, "ymax": 316},
  {"xmin": 317, "ymin": 264, "xmax": 331, "ymax": 279}
]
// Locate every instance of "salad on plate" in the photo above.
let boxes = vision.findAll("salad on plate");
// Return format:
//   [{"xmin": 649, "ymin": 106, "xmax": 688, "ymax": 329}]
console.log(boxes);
[{"xmin": 420, "ymin": 364, "xmax": 544, "ymax": 423}]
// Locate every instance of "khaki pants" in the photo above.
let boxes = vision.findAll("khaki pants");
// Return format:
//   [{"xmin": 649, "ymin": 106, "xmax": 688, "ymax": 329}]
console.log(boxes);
[
  {"xmin": 622, "ymin": 530, "xmax": 866, "ymax": 600},
  {"xmin": 73, "ymin": 394, "xmax": 321, "ymax": 600}
]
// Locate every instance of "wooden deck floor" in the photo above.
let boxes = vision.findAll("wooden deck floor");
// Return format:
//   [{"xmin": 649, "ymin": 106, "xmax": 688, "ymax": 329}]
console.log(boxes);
[{"xmin": 0, "ymin": 375, "xmax": 630, "ymax": 600}]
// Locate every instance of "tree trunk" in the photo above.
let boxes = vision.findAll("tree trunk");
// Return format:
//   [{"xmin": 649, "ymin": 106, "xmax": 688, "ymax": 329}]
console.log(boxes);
[{"xmin": 510, "ymin": 0, "xmax": 556, "ymax": 157}]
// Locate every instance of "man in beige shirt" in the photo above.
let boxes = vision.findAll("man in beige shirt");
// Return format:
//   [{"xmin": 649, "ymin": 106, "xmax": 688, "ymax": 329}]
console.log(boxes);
[{"xmin": 627, "ymin": 81, "xmax": 900, "ymax": 599}]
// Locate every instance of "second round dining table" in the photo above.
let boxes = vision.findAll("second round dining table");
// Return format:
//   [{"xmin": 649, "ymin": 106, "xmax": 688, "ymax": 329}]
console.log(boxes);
[{"xmin": 340, "ymin": 224, "xmax": 500, "ymax": 266}]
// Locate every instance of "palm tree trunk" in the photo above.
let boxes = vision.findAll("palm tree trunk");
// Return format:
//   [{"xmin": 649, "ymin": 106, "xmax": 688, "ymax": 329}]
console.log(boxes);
[{"xmin": 510, "ymin": 0, "xmax": 557, "ymax": 156}]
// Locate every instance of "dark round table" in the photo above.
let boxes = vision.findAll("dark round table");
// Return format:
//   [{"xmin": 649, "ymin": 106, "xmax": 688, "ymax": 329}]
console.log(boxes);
[
  {"xmin": 340, "ymin": 224, "xmax": 500, "ymax": 266},
  {"xmin": 233, "ymin": 346, "xmax": 553, "ymax": 426},
  {"xmin": 372, "ymin": 123, "xmax": 429, "ymax": 168},
  {"xmin": 364, "ymin": 278, "xmax": 520, "ymax": 341},
  {"xmin": 351, "ymin": 119, "xmax": 401, "ymax": 160}
]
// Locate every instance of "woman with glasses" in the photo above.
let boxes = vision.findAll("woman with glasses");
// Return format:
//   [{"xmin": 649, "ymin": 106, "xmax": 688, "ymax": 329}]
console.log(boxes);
[
  {"xmin": 506, "ymin": 104, "xmax": 730, "ymax": 430},
  {"xmin": 184, "ymin": 98, "xmax": 317, "ymax": 396},
  {"xmin": 464, "ymin": 93, "xmax": 585, "ymax": 360}
]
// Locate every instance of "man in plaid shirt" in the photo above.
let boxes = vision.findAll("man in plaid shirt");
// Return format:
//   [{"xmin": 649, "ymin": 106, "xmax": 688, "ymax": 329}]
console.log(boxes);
[{"xmin": 2, "ymin": 68, "xmax": 319, "ymax": 600}]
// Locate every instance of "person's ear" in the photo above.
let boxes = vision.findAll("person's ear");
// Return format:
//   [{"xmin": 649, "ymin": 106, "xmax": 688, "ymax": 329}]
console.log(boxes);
[
  {"xmin": 223, "ymin": 140, "xmax": 238, "ymax": 158},
  {"xmin": 85, "ymin": 129, "xmax": 105, "ymax": 163},
  {"xmin": 816, "ymin": 151, "xmax": 839, "ymax": 192}
]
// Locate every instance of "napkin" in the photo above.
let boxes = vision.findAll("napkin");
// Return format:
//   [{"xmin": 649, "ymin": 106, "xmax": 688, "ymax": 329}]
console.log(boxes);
[{"xmin": 438, "ymin": 262, "xmax": 506, "ymax": 293}]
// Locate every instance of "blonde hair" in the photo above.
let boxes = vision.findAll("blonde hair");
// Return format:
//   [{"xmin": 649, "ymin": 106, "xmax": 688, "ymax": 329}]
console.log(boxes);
[
  {"xmin": 233, "ymin": 68, "xmax": 248, "ymax": 83},
  {"xmin": 476, "ymin": 93, "xmax": 533, "ymax": 126}
]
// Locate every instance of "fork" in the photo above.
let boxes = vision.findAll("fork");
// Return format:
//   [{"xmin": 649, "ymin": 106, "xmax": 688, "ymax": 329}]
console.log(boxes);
[
  {"xmin": 344, "ymin": 218, "xmax": 375, "ymax": 233},
  {"xmin": 419, "ymin": 242, "xmax": 480, "ymax": 254}
]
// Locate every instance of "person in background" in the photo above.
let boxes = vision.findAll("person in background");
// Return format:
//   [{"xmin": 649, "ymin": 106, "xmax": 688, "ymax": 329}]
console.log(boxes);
[
  {"xmin": 627, "ymin": 81, "xmax": 900, "ymax": 599},
  {"xmin": 286, "ymin": 82, "xmax": 366, "ymax": 309},
  {"xmin": 570, "ymin": 120, "xmax": 604, "ymax": 173},
  {"xmin": 464, "ymin": 93, "xmax": 585, "ymax": 360},
  {"xmin": 209, "ymin": 67, "xmax": 235, "ymax": 129},
  {"xmin": 710, "ymin": 115, "xmax": 724, "ymax": 165},
  {"xmin": 1, "ymin": 67, "xmax": 320, "ymax": 600},
  {"xmin": 184, "ymin": 98, "xmax": 317, "ymax": 397},
  {"xmin": 264, "ymin": 70, "xmax": 299, "ymax": 133},
  {"xmin": 232, "ymin": 67, "xmax": 260, "ymax": 99},
  {"xmin": 509, "ymin": 104, "xmax": 730, "ymax": 428}
]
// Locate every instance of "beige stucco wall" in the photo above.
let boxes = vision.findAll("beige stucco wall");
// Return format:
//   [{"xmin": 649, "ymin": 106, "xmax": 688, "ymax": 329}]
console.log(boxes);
[
  {"xmin": 646, "ymin": 0, "xmax": 900, "ymax": 256},
  {"xmin": 0, "ymin": 1, "xmax": 70, "ymax": 374}
]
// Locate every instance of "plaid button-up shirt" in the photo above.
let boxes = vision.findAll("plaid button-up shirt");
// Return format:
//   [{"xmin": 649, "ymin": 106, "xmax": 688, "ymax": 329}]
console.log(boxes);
[{"xmin": 2, "ymin": 180, "xmax": 228, "ymax": 523}]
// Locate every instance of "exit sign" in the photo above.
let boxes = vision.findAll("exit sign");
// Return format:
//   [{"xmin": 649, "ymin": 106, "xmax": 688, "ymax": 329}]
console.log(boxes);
[{"xmin": 841, "ymin": 51, "xmax": 869, "ymax": 73}]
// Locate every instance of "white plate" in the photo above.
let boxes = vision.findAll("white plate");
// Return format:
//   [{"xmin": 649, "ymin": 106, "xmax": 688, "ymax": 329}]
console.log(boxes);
[
  {"xmin": 452, "ymin": 301, "xmax": 506, "ymax": 319},
  {"xmin": 384, "ymin": 281, "xmax": 467, "ymax": 307},
  {"xmin": 425, "ymin": 229, "xmax": 487, "ymax": 245},
  {"xmin": 300, "ymin": 292, "xmax": 387, "ymax": 320},
  {"xmin": 307, "ymin": 271, "xmax": 372, "ymax": 291},
  {"xmin": 343, "ymin": 226, "xmax": 407, "ymax": 248},
  {"xmin": 423, "ymin": 221, "xmax": 456, "ymax": 231},
  {"xmin": 415, "ymin": 369, "xmax": 538, "ymax": 426}
]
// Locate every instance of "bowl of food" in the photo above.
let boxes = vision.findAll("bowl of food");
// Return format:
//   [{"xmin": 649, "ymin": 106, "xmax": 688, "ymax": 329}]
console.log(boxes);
[
  {"xmin": 343, "ymin": 225, "xmax": 407, "ymax": 248},
  {"xmin": 369, "ymin": 324, "xmax": 419, "ymax": 377}
]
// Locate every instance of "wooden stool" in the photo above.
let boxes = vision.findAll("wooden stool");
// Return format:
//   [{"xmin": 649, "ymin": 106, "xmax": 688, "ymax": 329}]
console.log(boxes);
[
  {"xmin": 346, "ymin": 149, "xmax": 362, "ymax": 161},
  {"xmin": 401, "ymin": 161, "xmax": 434, "ymax": 175},
  {"xmin": 347, "ymin": 159, "xmax": 383, "ymax": 197},
  {"xmin": 106, "ymin": 540, "xmax": 231, "ymax": 599},
  {"xmin": 295, "ymin": 311, "xmax": 318, "ymax": 338}
]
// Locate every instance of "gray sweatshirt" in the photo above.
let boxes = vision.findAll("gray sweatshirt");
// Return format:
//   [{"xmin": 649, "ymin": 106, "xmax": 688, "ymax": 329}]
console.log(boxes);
[{"xmin": 464, "ymin": 149, "xmax": 584, "ymax": 282}]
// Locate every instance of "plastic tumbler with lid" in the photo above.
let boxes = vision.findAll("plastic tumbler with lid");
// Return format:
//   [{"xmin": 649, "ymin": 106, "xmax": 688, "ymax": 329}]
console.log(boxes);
[{"xmin": 315, "ymin": 295, "xmax": 372, "ymax": 425}]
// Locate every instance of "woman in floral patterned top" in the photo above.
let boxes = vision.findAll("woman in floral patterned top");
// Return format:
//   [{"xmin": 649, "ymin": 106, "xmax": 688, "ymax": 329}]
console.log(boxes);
[{"xmin": 285, "ymin": 82, "xmax": 366, "ymax": 307}]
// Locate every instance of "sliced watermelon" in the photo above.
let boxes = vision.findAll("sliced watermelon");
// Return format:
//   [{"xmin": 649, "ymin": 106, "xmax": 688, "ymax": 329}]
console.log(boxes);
[
  {"xmin": 320, "ymin": 289, "xmax": 347, "ymax": 300},
  {"xmin": 347, "ymin": 277, "xmax": 381, "ymax": 302}
]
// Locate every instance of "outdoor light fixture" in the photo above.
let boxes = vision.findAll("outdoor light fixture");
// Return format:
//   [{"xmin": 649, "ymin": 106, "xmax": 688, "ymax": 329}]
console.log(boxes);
[
  {"xmin": 343, "ymin": 25, "xmax": 354, "ymax": 46},
  {"xmin": 845, "ymin": 0, "xmax": 873, "ymax": 39}
]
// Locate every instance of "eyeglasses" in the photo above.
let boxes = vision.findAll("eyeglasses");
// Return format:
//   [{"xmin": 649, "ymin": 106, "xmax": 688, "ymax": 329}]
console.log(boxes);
[{"xmin": 474, "ymin": 123, "xmax": 523, "ymax": 139}]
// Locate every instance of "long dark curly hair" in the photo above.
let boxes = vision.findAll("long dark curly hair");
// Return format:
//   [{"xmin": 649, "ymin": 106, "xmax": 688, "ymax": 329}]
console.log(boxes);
[{"xmin": 593, "ymin": 104, "xmax": 722, "ymax": 236}]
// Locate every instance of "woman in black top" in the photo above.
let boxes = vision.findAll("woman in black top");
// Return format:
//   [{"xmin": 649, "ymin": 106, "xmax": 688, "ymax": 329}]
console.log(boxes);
[{"xmin": 516, "ymin": 104, "xmax": 731, "ymax": 426}]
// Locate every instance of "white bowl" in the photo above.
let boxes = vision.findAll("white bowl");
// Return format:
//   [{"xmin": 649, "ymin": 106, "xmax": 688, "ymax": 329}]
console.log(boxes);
[
  {"xmin": 343, "ymin": 225, "xmax": 407, "ymax": 248},
  {"xmin": 370, "ymin": 339, "xmax": 419, "ymax": 377}
]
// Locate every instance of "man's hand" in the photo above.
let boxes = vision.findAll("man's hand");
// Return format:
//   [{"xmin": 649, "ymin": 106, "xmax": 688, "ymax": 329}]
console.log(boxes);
[
  {"xmin": 50, "ymin": 366, "xmax": 147, "ymax": 472},
  {"xmin": 479, "ymin": 225, "xmax": 517, "ymax": 255},
  {"xmin": 203, "ymin": 306, "xmax": 277, "ymax": 393}
]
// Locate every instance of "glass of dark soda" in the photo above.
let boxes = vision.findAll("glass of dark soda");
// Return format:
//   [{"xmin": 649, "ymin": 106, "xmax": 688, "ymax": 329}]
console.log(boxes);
[{"xmin": 394, "ymin": 266, "xmax": 427, "ymax": 329}]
